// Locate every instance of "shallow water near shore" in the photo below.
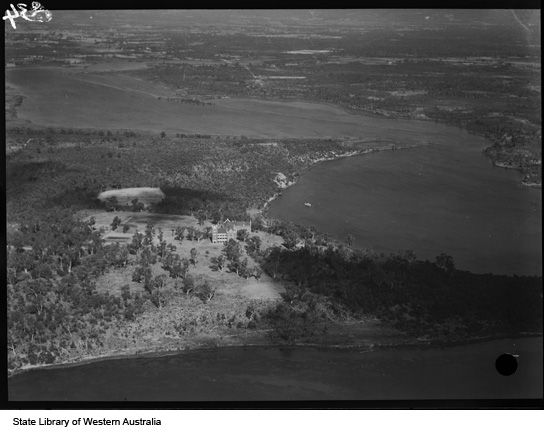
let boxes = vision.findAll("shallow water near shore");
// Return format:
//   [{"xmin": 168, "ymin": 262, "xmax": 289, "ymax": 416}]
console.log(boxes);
[
  {"xmin": 269, "ymin": 142, "xmax": 542, "ymax": 276},
  {"xmin": 8, "ymin": 337, "xmax": 542, "ymax": 401}
]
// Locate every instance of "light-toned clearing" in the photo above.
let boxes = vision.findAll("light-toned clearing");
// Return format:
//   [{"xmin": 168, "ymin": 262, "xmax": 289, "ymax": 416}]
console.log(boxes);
[
  {"xmin": 97, "ymin": 187, "xmax": 165, "ymax": 207},
  {"xmin": 265, "ymin": 76, "xmax": 306, "ymax": 80},
  {"xmin": 389, "ymin": 90, "xmax": 428, "ymax": 97},
  {"xmin": 88, "ymin": 210, "xmax": 285, "ymax": 300},
  {"xmin": 285, "ymin": 50, "xmax": 332, "ymax": 54}
]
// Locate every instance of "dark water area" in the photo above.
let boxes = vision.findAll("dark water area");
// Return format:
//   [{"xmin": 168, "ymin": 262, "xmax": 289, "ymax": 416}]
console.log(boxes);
[
  {"xmin": 269, "ymin": 142, "xmax": 542, "ymax": 276},
  {"xmin": 8, "ymin": 337, "xmax": 542, "ymax": 401}
]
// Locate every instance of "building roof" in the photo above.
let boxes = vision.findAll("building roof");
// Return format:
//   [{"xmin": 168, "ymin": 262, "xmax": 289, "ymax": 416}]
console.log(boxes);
[{"xmin": 213, "ymin": 219, "xmax": 250, "ymax": 234}]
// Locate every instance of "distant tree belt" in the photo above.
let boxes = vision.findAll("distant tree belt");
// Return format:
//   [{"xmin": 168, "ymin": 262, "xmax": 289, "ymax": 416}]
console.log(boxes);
[{"xmin": 137, "ymin": 50, "xmax": 541, "ymax": 185}]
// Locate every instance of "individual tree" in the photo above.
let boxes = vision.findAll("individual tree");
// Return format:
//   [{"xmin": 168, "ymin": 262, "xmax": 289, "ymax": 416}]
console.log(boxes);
[
  {"xmin": 192, "ymin": 229, "xmax": 202, "ymax": 242},
  {"xmin": 190, "ymin": 248, "xmax": 198, "ymax": 266},
  {"xmin": 282, "ymin": 229, "xmax": 298, "ymax": 250},
  {"xmin": 151, "ymin": 274, "xmax": 167, "ymax": 290},
  {"xmin": 182, "ymin": 275, "xmax": 195, "ymax": 295},
  {"xmin": 142, "ymin": 246, "xmax": 158, "ymax": 265},
  {"xmin": 245, "ymin": 235, "xmax": 262, "ymax": 256},
  {"xmin": 236, "ymin": 229, "xmax": 249, "ymax": 242},
  {"xmin": 157, "ymin": 240, "xmax": 168, "ymax": 258},
  {"xmin": 129, "ymin": 232, "xmax": 144, "ymax": 254},
  {"xmin": 169, "ymin": 256, "xmax": 190, "ymax": 279},
  {"xmin": 132, "ymin": 265, "xmax": 152, "ymax": 284},
  {"xmin": 345, "ymin": 233, "xmax": 354, "ymax": 247},
  {"xmin": 143, "ymin": 223, "xmax": 155, "ymax": 246},
  {"xmin": 195, "ymin": 281, "xmax": 215, "ymax": 303},
  {"xmin": 131, "ymin": 198, "xmax": 144, "ymax": 212},
  {"xmin": 223, "ymin": 239, "xmax": 242, "ymax": 263},
  {"xmin": 210, "ymin": 210, "xmax": 222, "ymax": 224},
  {"xmin": 251, "ymin": 215, "xmax": 266, "ymax": 231},
  {"xmin": 210, "ymin": 255, "xmax": 225, "ymax": 271},
  {"xmin": 106, "ymin": 244, "xmax": 129, "ymax": 268},
  {"xmin": 161, "ymin": 252, "xmax": 176, "ymax": 271},
  {"xmin": 150, "ymin": 291, "xmax": 165, "ymax": 309},
  {"xmin": 197, "ymin": 210, "xmax": 206, "ymax": 226},
  {"xmin": 111, "ymin": 216, "xmax": 122, "ymax": 231},
  {"xmin": 143, "ymin": 271, "xmax": 154, "ymax": 294},
  {"xmin": 174, "ymin": 226, "xmax": 185, "ymax": 241},
  {"xmin": 122, "ymin": 223, "xmax": 130, "ymax": 233},
  {"xmin": 237, "ymin": 258, "xmax": 250, "ymax": 278},
  {"xmin": 186, "ymin": 227, "xmax": 195, "ymax": 241}
]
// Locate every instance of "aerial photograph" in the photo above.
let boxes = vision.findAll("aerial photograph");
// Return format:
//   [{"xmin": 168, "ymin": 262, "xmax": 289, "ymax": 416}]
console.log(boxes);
[{"xmin": 5, "ymin": 8, "xmax": 542, "ymax": 402}]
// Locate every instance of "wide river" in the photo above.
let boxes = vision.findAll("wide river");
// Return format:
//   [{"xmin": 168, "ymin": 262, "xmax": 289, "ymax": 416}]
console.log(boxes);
[
  {"xmin": 6, "ymin": 67, "xmax": 542, "ymax": 401},
  {"xmin": 8, "ymin": 68, "xmax": 542, "ymax": 274},
  {"xmin": 269, "ymin": 141, "xmax": 542, "ymax": 276},
  {"xmin": 8, "ymin": 337, "xmax": 542, "ymax": 401}
]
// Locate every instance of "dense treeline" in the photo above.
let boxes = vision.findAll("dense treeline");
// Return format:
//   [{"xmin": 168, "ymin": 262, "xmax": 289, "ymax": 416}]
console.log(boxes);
[
  {"xmin": 6, "ymin": 208, "xmax": 154, "ymax": 370},
  {"xmin": 6, "ymin": 205, "xmax": 272, "ymax": 370},
  {"xmin": 6, "ymin": 128, "xmax": 366, "ymax": 223},
  {"xmin": 6, "ymin": 209, "xmax": 241, "ymax": 371},
  {"xmin": 260, "ymin": 245, "xmax": 543, "ymax": 340}
]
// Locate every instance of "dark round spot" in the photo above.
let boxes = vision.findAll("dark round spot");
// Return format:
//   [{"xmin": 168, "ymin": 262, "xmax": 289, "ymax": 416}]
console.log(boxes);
[{"xmin": 495, "ymin": 353, "xmax": 518, "ymax": 376}]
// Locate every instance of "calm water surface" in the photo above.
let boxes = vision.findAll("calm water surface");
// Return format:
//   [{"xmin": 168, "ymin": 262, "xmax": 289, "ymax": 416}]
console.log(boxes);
[
  {"xmin": 8, "ymin": 338, "xmax": 542, "ymax": 401},
  {"xmin": 269, "ymin": 141, "xmax": 542, "ymax": 276},
  {"xmin": 9, "ymin": 69, "xmax": 541, "ymax": 275}
]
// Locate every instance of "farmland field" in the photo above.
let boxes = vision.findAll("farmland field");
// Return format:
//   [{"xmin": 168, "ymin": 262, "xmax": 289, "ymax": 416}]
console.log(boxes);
[{"xmin": 5, "ymin": 67, "xmax": 490, "ymax": 145}]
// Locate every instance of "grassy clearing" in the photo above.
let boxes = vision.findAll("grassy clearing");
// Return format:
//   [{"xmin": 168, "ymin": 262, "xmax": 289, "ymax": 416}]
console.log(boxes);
[
  {"xmin": 89, "ymin": 210, "xmax": 285, "ymax": 300},
  {"xmin": 97, "ymin": 187, "xmax": 165, "ymax": 207}
]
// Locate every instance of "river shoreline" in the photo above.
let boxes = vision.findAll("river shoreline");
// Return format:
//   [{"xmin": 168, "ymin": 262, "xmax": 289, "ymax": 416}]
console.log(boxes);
[
  {"xmin": 261, "ymin": 142, "xmax": 426, "ymax": 211},
  {"xmin": 8, "ymin": 322, "xmax": 542, "ymax": 379},
  {"xmin": 7, "ymin": 76, "xmax": 540, "ymax": 380}
]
